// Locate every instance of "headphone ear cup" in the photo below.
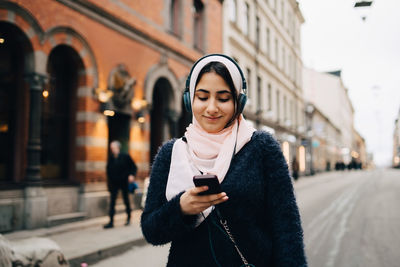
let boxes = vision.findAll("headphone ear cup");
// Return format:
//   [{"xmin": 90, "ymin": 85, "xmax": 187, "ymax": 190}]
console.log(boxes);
[
  {"xmin": 237, "ymin": 93, "xmax": 247, "ymax": 114},
  {"xmin": 183, "ymin": 90, "xmax": 192, "ymax": 113}
]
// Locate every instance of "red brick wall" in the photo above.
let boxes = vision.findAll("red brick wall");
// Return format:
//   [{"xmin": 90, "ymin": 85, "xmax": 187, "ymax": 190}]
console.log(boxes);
[{"xmin": 2, "ymin": 0, "xmax": 222, "ymax": 184}]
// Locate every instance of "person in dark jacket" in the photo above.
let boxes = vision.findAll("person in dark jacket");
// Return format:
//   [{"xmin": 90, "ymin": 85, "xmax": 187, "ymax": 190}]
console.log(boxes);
[
  {"xmin": 104, "ymin": 140, "xmax": 137, "ymax": 228},
  {"xmin": 141, "ymin": 54, "xmax": 307, "ymax": 266},
  {"xmin": 292, "ymin": 156, "xmax": 300, "ymax": 180}
]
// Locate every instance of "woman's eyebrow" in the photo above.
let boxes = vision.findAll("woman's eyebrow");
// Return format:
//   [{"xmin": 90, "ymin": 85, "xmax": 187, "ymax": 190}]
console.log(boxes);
[
  {"xmin": 195, "ymin": 89, "xmax": 210, "ymax": 93},
  {"xmin": 216, "ymin": 90, "xmax": 232, "ymax": 94},
  {"xmin": 195, "ymin": 89, "xmax": 231, "ymax": 94}
]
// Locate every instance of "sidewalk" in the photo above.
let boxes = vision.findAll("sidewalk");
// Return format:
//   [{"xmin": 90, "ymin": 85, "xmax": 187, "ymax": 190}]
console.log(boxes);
[
  {"xmin": 2, "ymin": 172, "xmax": 340, "ymax": 266},
  {"xmin": 4, "ymin": 210, "xmax": 146, "ymax": 267}
]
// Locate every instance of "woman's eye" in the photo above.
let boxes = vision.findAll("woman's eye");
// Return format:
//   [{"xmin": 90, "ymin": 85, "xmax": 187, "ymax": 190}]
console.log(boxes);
[
  {"xmin": 219, "ymin": 98, "xmax": 230, "ymax": 102},
  {"xmin": 198, "ymin": 96, "xmax": 208, "ymax": 101}
]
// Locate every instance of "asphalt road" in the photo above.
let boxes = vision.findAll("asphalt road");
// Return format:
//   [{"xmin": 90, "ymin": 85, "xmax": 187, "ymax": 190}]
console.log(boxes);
[
  {"xmin": 93, "ymin": 168, "xmax": 400, "ymax": 267},
  {"xmin": 297, "ymin": 168, "xmax": 400, "ymax": 267}
]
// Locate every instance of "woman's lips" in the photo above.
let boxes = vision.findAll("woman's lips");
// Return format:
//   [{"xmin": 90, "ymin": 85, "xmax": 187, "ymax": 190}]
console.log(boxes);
[{"xmin": 204, "ymin": 116, "xmax": 221, "ymax": 122}]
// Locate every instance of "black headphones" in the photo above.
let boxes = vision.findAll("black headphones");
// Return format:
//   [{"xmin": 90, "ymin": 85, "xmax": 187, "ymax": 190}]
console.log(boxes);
[{"xmin": 183, "ymin": 54, "xmax": 247, "ymax": 114}]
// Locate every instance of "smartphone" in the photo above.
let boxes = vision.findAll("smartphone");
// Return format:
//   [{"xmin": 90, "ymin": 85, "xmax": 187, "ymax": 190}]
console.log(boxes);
[{"xmin": 193, "ymin": 174, "xmax": 222, "ymax": 196}]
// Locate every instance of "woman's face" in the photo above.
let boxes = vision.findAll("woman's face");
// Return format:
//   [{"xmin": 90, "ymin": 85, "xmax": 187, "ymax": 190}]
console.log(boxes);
[{"xmin": 193, "ymin": 72, "xmax": 235, "ymax": 133}]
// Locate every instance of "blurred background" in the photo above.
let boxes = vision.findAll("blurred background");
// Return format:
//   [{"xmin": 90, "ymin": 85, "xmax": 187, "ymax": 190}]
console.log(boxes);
[{"xmin": 0, "ymin": 0, "xmax": 399, "ymax": 266}]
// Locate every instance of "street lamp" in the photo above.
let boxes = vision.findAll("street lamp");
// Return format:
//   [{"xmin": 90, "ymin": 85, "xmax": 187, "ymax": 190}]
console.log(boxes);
[
  {"xmin": 354, "ymin": 0, "xmax": 373, "ymax": 21},
  {"xmin": 354, "ymin": 1, "xmax": 373, "ymax": 7}
]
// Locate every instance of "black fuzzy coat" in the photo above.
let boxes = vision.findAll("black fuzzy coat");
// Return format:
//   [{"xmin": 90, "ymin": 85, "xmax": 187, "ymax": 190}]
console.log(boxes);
[{"xmin": 141, "ymin": 131, "xmax": 307, "ymax": 267}]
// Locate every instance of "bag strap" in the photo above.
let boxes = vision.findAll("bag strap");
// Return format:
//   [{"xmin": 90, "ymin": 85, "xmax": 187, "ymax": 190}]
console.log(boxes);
[{"xmin": 213, "ymin": 207, "xmax": 254, "ymax": 267}]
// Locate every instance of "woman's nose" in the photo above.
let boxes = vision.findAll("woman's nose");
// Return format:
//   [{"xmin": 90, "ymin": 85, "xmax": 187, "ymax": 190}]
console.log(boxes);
[{"xmin": 206, "ymin": 98, "xmax": 218, "ymax": 113}]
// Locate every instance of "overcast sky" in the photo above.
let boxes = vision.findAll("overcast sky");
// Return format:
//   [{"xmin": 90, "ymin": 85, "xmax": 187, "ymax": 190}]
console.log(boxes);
[{"xmin": 299, "ymin": 0, "xmax": 400, "ymax": 167}]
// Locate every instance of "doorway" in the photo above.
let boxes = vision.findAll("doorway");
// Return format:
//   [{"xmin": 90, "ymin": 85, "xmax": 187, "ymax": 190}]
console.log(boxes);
[
  {"xmin": 0, "ymin": 22, "xmax": 32, "ymax": 183},
  {"xmin": 150, "ymin": 78, "xmax": 174, "ymax": 163},
  {"xmin": 42, "ymin": 45, "xmax": 82, "ymax": 180}
]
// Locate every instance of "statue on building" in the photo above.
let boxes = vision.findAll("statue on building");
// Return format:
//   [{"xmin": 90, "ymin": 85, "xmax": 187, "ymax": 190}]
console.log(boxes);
[{"xmin": 108, "ymin": 64, "xmax": 135, "ymax": 113}]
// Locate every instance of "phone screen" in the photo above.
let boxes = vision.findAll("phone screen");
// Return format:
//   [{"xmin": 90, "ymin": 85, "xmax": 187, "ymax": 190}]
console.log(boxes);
[{"xmin": 193, "ymin": 174, "xmax": 222, "ymax": 195}]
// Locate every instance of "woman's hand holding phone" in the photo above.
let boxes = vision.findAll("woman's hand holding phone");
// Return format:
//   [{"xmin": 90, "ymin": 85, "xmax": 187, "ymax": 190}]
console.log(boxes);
[{"xmin": 180, "ymin": 186, "xmax": 228, "ymax": 215}]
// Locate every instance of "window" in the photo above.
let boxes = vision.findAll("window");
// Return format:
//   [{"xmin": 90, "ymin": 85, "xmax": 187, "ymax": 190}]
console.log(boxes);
[
  {"xmin": 276, "ymin": 90, "xmax": 280, "ymax": 122},
  {"xmin": 193, "ymin": 0, "xmax": 205, "ymax": 51},
  {"xmin": 266, "ymin": 27, "xmax": 270, "ymax": 56},
  {"xmin": 256, "ymin": 17, "xmax": 260, "ymax": 49},
  {"xmin": 281, "ymin": 1, "xmax": 284, "ymax": 23},
  {"xmin": 291, "ymin": 17, "xmax": 296, "ymax": 40},
  {"xmin": 229, "ymin": 0, "xmax": 237, "ymax": 22},
  {"xmin": 283, "ymin": 95, "xmax": 287, "ymax": 120},
  {"xmin": 257, "ymin": 76, "xmax": 261, "ymax": 112},
  {"xmin": 246, "ymin": 68, "xmax": 251, "ymax": 99},
  {"xmin": 275, "ymin": 38, "xmax": 279, "ymax": 64},
  {"xmin": 282, "ymin": 47, "xmax": 285, "ymax": 71},
  {"xmin": 291, "ymin": 100, "xmax": 294, "ymax": 126},
  {"xmin": 170, "ymin": 0, "xmax": 181, "ymax": 37},
  {"xmin": 244, "ymin": 2, "xmax": 250, "ymax": 36},
  {"xmin": 268, "ymin": 84, "xmax": 272, "ymax": 111}
]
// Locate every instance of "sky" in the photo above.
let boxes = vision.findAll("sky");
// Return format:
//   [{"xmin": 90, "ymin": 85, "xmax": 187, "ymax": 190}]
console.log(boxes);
[{"xmin": 299, "ymin": 0, "xmax": 400, "ymax": 167}]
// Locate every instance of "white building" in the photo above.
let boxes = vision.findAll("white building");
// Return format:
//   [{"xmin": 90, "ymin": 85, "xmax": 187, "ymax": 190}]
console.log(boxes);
[
  {"xmin": 303, "ymin": 68, "xmax": 355, "ymax": 165},
  {"xmin": 223, "ymin": 0, "xmax": 306, "ymax": 172}
]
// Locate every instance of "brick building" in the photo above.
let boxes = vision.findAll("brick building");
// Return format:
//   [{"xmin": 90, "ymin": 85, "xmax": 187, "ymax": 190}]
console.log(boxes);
[{"xmin": 0, "ymin": 0, "xmax": 222, "ymax": 232}]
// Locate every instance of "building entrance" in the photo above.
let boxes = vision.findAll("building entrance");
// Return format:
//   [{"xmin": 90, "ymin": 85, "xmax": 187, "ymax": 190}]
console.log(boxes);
[{"xmin": 0, "ymin": 22, "xmax": 32, "ymax": 183}]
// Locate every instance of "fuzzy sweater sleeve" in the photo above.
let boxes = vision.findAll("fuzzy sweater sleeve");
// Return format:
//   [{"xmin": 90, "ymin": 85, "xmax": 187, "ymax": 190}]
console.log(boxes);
[
  {"xmin": 140, "ymin": 140, "xmax": 198, "ymax": 245},
  {"xmin": 258, "ymin": 133, "xmax": 307, "ymax": 266}
]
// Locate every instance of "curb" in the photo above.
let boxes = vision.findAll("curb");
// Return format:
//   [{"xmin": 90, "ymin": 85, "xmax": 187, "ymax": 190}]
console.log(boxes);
[{"xmin": 68, "ymin": 236, "xmax": 148, "ymax": 267}]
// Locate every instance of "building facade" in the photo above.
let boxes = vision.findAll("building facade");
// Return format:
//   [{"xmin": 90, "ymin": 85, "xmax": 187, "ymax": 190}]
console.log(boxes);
[
  {"xmin": 303, "ymin": 68, "xmax": 358, "ymax": 171},
  {"xmin": 393, "ymin": 108, "xmax": 400, "ymax": 168},
  {"xmin": 222, "ymin": 0, "xmax": 306, "ymax": 173},
  {"xmin": 0, "ymin": 0, "xmax": 222, "ymax": 232},
  {"xmin": 352, "ymin": 129, "xmax": 367, "ymax": 169},
  {"xmin": 304, "ymin": 103, "xmax": 341, "ymax": 173}
]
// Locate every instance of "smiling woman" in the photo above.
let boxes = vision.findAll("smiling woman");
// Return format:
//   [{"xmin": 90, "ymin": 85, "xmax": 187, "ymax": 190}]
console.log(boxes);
[
  {"xmin": 141, "ymin": 54, "xmax": 307, "ymax": 267},
  {"xmin": 193, "ymin": 63, "xmax": 236, "ymax": 133}
]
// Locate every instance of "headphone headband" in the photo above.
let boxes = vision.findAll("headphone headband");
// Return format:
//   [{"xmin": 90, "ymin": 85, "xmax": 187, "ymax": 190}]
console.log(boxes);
[
  {"xmin": 185, "ymin": 54, "xmax": 247, "ymax": 93},
  {"xmin": 183, "ymin": 54, "xmax": 247, "ymax": 114}
]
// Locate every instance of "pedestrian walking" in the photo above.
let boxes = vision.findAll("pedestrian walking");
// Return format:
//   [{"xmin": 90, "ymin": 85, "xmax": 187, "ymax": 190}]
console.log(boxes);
[
  {"xmin": 292, "ymin": 156, "xmax": 299, "ymax": 180},
  {"xmin": 104, "ymin": 140, "xmax": 137, "ymax": 228},
  {"xmin": 141, "ymin": 54, "xmax": 307, "ymax": 266}
]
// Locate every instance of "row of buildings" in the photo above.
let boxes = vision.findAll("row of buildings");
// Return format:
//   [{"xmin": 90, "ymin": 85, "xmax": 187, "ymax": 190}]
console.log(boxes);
[
  {"xmin": 0, "ymin": 0, "xmax": 367, "ymax": 232},
  {"xmin": 393, "ymin": 108, "xmax": 400, "ymax": 168}
]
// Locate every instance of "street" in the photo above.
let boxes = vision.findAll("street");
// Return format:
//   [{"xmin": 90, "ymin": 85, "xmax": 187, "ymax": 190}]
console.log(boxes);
[
  {"xmin": 298, "ymin": 168, "xmax": 400, "ymax": 267},
  {"xmin": 92, "ymin": 169, "xmax": 400, "ymax": 267}
]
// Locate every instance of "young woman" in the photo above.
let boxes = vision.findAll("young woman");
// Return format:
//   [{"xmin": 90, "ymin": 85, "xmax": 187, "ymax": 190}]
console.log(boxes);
[{"xmin": 141, "ymin": 54, "xmax": 307, "ymax": 267}]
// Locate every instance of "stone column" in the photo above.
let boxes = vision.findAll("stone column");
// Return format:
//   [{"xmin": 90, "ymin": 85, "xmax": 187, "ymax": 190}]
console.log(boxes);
[{"xmin": 23, "ymin": 72, "xmax": 48, "ymax": 229}]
